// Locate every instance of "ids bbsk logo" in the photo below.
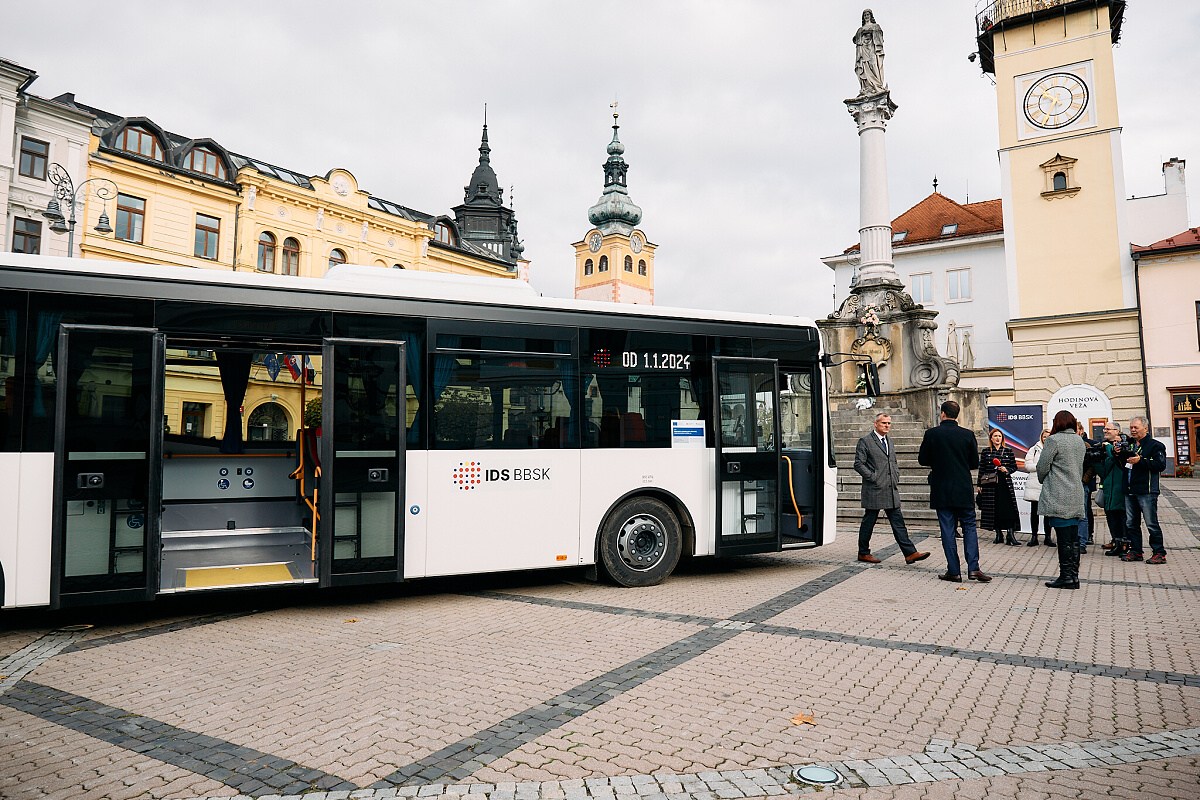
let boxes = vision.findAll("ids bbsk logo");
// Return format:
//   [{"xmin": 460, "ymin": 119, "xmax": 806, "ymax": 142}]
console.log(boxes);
[
  {"xmin": 452, "ymin": 461, "xmax": 482, "ymax": 491},
  {"xmin": 451, "ymin": 461, "xmax": 551, "ymax": 490}
]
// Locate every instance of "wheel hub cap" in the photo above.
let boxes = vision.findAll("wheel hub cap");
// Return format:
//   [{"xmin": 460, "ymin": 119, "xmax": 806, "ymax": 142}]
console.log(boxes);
[{"xmin": 616, "ymin": 514, "xmax": 667, "ymax": 571}]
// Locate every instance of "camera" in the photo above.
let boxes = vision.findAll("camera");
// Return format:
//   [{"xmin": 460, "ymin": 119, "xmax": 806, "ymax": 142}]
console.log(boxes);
[{"xmin": 1083, "ymin": 442, "xmax": 1107, "ymax": 468}]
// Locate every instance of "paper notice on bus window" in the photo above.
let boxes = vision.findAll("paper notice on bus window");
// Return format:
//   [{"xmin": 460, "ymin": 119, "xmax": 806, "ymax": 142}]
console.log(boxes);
[{"xmin": 671, "ymin": 420, "xmax": 705, "ymax": 448}]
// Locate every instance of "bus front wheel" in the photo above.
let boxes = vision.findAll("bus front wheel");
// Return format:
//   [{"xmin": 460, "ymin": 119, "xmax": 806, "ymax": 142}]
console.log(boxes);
[{"xmin": 599, "ymin": 497, "xmax": 681, "ymax": 587}]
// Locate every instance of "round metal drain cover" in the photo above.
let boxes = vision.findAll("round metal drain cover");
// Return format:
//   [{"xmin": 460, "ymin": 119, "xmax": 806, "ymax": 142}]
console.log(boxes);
[
  {"xmin": 793, "ymin": 766, "xmax": 842, "ymax": 786},
  {"xmin": 54, "ymin": 624, "xmax": 94, "ymax": 632}
]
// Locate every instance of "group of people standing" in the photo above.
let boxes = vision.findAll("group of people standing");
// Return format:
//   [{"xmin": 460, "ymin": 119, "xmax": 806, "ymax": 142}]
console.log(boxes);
[{"xmin": 854, "ymin": 401, "xmax": 1167, "ymax": 590}]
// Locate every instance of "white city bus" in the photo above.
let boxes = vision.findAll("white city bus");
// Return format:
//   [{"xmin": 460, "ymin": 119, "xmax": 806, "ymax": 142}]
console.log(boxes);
[{"xmin": 0, "ymin": 255, "xmax": 835, "ymax": 609}]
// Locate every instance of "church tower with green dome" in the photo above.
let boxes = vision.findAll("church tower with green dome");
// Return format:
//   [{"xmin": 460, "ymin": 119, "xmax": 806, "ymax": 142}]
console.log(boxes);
[{"xmin": 573, "ymin": 109, "xmax": 655, "ymax": 303}]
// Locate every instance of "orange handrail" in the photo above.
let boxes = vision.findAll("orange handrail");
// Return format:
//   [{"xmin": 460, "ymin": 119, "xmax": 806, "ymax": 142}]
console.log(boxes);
[{"xmin": 782, "ymin": 455, "xmax": 804, "ymax": 528}]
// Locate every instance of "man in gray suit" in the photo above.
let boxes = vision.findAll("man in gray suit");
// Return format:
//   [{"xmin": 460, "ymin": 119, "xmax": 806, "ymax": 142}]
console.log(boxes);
[{"xmin": 854, "ymin": 413, "xmax": 930, "ymax": 565}]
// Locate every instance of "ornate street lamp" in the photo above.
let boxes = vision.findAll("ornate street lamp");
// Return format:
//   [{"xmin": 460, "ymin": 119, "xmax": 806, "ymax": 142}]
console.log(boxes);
[{"xmin": 41, "ymin": 163, "xmax": 118, "ymax": 256}]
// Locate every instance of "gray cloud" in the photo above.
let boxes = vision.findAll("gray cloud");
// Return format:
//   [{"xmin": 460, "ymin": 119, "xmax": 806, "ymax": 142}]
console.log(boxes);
[{"xmin": 7, "ymin": 0, "xmax": 1196, "ymax": 320}]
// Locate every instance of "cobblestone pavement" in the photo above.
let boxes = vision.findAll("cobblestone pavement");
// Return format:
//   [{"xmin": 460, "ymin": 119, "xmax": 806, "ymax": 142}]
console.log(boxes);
[{"xmin": 2, "ymin": 480, "xmax": 1198, "ymax": 800}]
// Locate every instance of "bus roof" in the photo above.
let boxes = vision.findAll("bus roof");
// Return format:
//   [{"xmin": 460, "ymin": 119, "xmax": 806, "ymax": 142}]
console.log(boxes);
[{"xmin": 1, "ymin": 254, "xmax": 819, "ymax": 331}]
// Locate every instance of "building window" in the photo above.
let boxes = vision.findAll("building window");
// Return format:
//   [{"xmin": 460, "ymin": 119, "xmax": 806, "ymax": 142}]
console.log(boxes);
[
  {"xmin": 1053, "ymin": 171, "xmax": 1067, "ymax": 191},
  {"xmin": 599, "ymin": 255, "xmax": 609, "ymax": 272},
  {"xmin": 393, "ymin": 263, "xmax": 405, "ymax": 270},
  {"xmin": 910, "ymin": 272, "xmax": 932, "ymax": 304},
  {"xmin": 12, "ymin": 217, "xmax": 41, "ymax": 254},
  {"xmin": 282, "ymin": 237, "xmax": 300, "ymax": 275},
  {"xmin": 18, "ymin": 137, "xmax": 49, "ymax": 180},
  {"xmin": 256, "ymin": 231, "xmax": 276, "ymax": 272},
  {"xmin": 637, "ymin": 259, "xmax": 647, "ymax": 276},
  {"xmin": 947, "ymin": 268, "xmax": 971, "ymax": 302},
  {"xmin": 329, "ymin": 248, "xmax": 347, "ymax": 268},
  {"xmin": 181, "ymin": 402, "xmax": 208, "ymax": 437},
  {"xmin": 1196, "ymin": 301, "xmax": 1200, "ymax": 350},
  {"xmin": 892, "ymin": 230, "xmax": 908, "ymax": 242},
  {"xmin": 435, "ymin": 222, "xmax": 455, "ymax": 245},
  {"xmin": 940, "ymin": 223, "xmax": 958, "ymax": 236},
  {"xmin": 185, "ymin": 148, "xmax": 226, "ymax": 180},
  {"xmin": 584, "ymin": 258, "xmax": 594, "ymax": 276},
  {"xmin": 117, "ymin": 127, "xmax": 163, "ymax": 161},
  {"xmin": 115, "ymin": 194, "xmax": 146, "ymax": 243},
  {"xmin": 194, "ymin": 214, "xmax": 220, "ymax": 260},
  {"xmin": 624, "ymin": 255, "xmax": 633, "ymax": 272}
]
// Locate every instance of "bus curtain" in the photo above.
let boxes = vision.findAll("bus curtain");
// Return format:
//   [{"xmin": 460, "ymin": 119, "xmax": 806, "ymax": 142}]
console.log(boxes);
[
  {"xmin": 31, "ymin": 312, "xmax": 62, "ymax": 418},
  {"xmin": 558, "ymin": 359, "xmax": 579, "ymax": 446},
  {"xmin": 216, "ymin": 352, "xmax": 253, "ymax": 454}
]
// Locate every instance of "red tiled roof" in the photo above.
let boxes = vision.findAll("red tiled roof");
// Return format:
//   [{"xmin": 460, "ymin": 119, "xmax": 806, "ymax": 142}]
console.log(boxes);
[
  {"xmin": 1131, "ymin": 227, "xmax": 1200, "ymax": 254},
  {"xmin": 843, "ymin": 192, "xmax": 1003, "ymax": 253}
]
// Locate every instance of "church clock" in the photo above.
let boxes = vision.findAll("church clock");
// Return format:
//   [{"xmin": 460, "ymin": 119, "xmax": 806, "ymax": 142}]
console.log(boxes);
[{"xmin": 1022, "ymin": 72, "xmax": 1089, "ymax": 129}]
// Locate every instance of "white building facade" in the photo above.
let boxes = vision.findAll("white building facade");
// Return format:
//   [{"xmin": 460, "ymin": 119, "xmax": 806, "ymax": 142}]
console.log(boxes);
[{"xmin": 2, "ymin": 59, "xmax": 95, "ymax": 258}]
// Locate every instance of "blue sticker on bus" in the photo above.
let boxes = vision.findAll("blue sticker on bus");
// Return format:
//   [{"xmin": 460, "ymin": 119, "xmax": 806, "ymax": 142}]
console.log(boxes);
[
  {"xmin": 243, "ymin": 478, "xmax": 255, "ymax": 490},
  {"xmin": 127, "ymin": 515, "xmax": 144, "ymax": 529},
  {"xmin": 217, "ymin": 478, "xmax": 230, "ymax": 490},
  {"xmin": 410, "ymin": 505, "xmax": 420, "ymax": 515}
]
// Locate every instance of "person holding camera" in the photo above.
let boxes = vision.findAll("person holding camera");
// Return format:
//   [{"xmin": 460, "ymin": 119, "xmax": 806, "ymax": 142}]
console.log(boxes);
[
  {"xmin": 1097, "ymin": 421, "xmax": 1129, "ymax": 557},
  {"xmin": 1078, "ymin": 422, "xmax": 1100, "ymax": 552},
  {"xmin": 1121, "ymin": 416, "xmax": 1168, "ymax": 564}
]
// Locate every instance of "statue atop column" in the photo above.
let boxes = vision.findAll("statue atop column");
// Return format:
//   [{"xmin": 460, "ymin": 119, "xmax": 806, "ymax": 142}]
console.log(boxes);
[{"xmin": 853, "ymin": 9, "xmax": 888, "ymax": 97}]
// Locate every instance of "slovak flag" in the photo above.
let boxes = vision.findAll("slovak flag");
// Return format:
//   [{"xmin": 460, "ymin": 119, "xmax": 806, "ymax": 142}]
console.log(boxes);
[{"xmin": 285, "ymin": 354, "xmax": 303, "ymax": 382}]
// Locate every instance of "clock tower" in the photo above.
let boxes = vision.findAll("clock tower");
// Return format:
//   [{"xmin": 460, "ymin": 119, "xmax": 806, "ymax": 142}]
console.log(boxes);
[
  {"xmin": 573, "ymin": 110, "xmax": 655, "ymax": 304},
  {"xmin": 975, "ymin": 0, "xmax": 1144, "ymax": 421}
]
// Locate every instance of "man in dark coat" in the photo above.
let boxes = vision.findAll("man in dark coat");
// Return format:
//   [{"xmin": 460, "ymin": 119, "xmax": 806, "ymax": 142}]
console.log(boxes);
[
  {"xmin": 854, "ymin": 412, "xmax": 929, "ymax": 565},
  {"xmin": 917, "ymin": 400, "xmax": 991, "ymax": 583}
]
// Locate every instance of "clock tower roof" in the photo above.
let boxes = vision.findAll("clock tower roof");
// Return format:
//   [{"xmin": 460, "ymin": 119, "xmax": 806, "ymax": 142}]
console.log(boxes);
[{"xmin": 587, "ymin": 111, "xmax": 642, "ymax": 235}]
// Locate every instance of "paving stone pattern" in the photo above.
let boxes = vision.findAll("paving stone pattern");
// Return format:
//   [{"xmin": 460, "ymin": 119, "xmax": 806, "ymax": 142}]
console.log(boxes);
[{"xmin": 0, "ymin": 481, "xmax": 1197, "ymax": 799}]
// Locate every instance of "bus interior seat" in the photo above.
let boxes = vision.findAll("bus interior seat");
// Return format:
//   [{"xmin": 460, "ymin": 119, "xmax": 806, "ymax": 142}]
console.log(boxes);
[{"xmin": 621, "ymin": 412, "xmax": 646, "ymax": 443}]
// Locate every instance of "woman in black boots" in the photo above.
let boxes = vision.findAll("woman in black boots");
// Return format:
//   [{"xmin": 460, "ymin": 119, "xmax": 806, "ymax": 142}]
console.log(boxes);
[
  {"xmin": 978, "ymin": 428, "xmax": 1021, "ymax": 545},
  {"xmin": 1038, "ymin": 410, "xmax": 1087, "ymax": 590}
]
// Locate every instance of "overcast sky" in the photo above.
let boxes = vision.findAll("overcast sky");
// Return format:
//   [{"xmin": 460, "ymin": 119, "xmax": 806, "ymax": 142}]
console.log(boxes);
[{"xmin": 6, "ymin": 1, "xmax": 1197, "ymax": 320}]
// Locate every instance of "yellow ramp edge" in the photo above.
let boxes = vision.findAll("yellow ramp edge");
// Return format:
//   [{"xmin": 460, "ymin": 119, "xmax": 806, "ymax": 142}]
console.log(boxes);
[{"xmin": 183, "ymin": 562, "xmax": 293, "ymax": 589}]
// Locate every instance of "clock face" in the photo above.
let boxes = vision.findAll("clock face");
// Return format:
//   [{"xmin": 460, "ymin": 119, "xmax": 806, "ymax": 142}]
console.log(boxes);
[
  {"xmin": 630, "ymin": 233, "xmax": 643, "ymax": 253},
  {"xmin": 588, "ymin": 233, "xmax": 602, "ymax": 252},
  {"xmin": 1023, "ymin": 72, "xmax": 1089, "ymax": 130}
]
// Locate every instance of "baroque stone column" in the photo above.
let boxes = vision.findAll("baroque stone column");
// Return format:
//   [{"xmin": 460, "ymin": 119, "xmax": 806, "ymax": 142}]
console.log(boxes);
[{"xmin": 847, "ymin": 91, "xmax": 902, "ymax": 293}]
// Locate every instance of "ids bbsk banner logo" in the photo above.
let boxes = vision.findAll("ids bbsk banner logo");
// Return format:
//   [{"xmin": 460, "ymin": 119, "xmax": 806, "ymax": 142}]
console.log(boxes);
[
  {"xmin": 453, "ymin": 461, "xmax": 482, "ymax": 491},
  {"xmin": 452, "ymin": 460, "xmax": 550, "ymax": 491}
]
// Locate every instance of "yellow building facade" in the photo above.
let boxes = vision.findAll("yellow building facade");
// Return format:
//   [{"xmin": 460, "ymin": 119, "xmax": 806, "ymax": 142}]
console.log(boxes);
[
  {"xmin": 977, "ymin": 0, "xmax": 1145, "ymax": 421},
  {"xmin": 58, "ymin": 99, "xmax": 526, "ymax": 442}
]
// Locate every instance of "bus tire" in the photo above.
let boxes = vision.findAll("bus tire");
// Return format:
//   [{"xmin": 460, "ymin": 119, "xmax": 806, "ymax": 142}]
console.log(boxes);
[{"xmin": 598, "ymin": 497, "xmax": 681, "ymax": 587}]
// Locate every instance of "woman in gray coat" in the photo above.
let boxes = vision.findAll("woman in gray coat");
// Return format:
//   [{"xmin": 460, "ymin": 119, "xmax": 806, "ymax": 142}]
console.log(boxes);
[{"xmin": 1036, "ymin": 410, "xmax": 1087, "ymax": 589}]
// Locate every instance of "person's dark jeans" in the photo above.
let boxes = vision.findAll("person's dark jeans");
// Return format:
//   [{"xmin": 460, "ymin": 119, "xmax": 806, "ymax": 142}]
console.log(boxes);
[
  {"xmin": 937, "ymin": 507, "xmax": 979, "ymax": 575},
  {"xmin": 1125, "ymin": 493, "xmax": 1164, "ymax": 556},
  {"xmin": 858, "ymin": 507, "xmax": 917, "ymax": 557},
  {"xmin": 1084, "ymin": 488, "xmax": 1095, "ymax": 540}
]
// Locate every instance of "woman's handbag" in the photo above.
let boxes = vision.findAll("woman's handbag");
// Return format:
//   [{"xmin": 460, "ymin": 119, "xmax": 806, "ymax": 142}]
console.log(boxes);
[
  {"xmin": 1095, "ymin": 486, "xmax": 1105, "ymax": 507},
  {"xmin": 979, "ymin": 471, "xmax": 999, "ymax": 487}
]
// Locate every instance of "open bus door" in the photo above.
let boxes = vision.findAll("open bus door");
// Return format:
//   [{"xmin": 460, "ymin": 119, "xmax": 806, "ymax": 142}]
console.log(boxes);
[
  {"xmin": 52, "ymin": 325, "xmax": 164, "ymax": 608},
  {"xmin": 713, "ymin": 357, "xmax": 782, "ymax": 556},
  {"xmin": 318, "ymin": 338, "xmax": 406, "ymax": 587}
]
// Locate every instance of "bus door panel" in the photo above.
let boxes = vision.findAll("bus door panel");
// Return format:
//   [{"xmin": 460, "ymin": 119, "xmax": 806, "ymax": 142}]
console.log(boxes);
[
  {"xmin": 713, "ymin": 358, "xmax": 782, "ymax": 556},
  {"xmin": 779, "ymin": 368, "xmax": 821, "ymax": 546},
  {"xmin": 319, "ymin": 338, "xmax": 406, "ymax": 587},
  {"xmin": 52, "ymin": 325, "xmax": 164, "ymax": 607}
]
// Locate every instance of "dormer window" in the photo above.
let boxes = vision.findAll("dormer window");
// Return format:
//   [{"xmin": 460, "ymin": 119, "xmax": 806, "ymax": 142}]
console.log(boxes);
[
  {"xmin": 117, "ymin": 127, "xmax": 163, "ymax": 161},
  {"xmin": 435, "ymin": 222, "xmax": 455, "ymax": 245},
  {"xmin": 186, "ymin": 148, "xmax": 226, "ymax": 180},
  {"xmin": 892, "ymin": 230, "xmax": 908, "ymax": 242},
  {"xmin": 940, "ymin": 223, "xmax": 958, "ymax": 236}
]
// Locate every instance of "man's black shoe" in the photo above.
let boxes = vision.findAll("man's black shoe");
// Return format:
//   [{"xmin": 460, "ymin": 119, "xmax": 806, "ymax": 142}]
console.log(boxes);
[{"xmin": 938, "ymin": 572, "xmax": 963, "ymax": 583}]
